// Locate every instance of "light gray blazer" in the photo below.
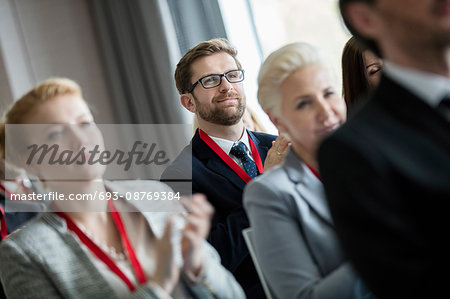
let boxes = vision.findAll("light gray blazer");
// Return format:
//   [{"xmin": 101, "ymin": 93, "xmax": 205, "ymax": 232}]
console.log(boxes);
[
  {"xmin": 243, "ymin": 150, "xmax": 371, "ymax": 299},
  {"xmin": 0, "ymin": 181, "xmax": 245, "ymax": 299}
]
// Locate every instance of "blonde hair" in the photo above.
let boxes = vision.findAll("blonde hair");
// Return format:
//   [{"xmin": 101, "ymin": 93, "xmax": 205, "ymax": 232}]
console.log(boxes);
[
  {"xmin": 257, "ymin": 42, "xmax": 329, "ymax": 116},
  {"xmin": 244, "ymin": 107, "xmax": 267, "ymax": 133},
  {"xmin": 175, "ymin": 38, "xmax": 242, "ymax": 95},
  {"xmin": 0, "ymin": 77, "xmax": 83, "ymax": 161}
]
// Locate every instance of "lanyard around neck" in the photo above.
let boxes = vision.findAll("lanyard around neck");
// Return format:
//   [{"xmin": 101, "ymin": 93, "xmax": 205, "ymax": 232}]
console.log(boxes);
[
  {"xmin": 0, "ymin": 183, "xmax": 9, "ymax": 239},
  {"xmin": 55, "ymin": 200, "xmax": 147, "ymax": 291},
  {"xmin": 0, "ymin": 205, "xmax": 7, "ymax": 239},
  {"xmin": 199, "ymin": 129, "xmax": 264, "ymax": 184},
  {"xmin": 305, "ymin": 164, "xmax": 321, "ymax": 181}
]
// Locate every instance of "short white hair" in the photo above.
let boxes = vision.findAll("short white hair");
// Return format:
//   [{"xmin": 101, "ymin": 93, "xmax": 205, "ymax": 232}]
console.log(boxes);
[{"xmin": 257, "ymin": 42, "xmax": 330, "ymax": 116}]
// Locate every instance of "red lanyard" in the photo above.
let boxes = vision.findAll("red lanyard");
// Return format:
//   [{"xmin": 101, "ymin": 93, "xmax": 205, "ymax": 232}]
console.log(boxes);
[
  {"xmin": 306, "ymin": 164, "xmax": 321, "ymax": 181},
  {"xmin": 0, "ymin": 205, "xmax": 7, "ymax": 239},
  {"xmin": 0, "ymin": 183, "xmax": 10, "ymax": 239},
  {"xmin": 55, "ymin": 200, "xmax": 146, "ymax": 291},
  {"xmin": 199, "ymin": 129, "xmax": 264, "ymax": 184},
  {"xmin": 0, "ymin": 183, "xmax": 11, "ymax": 198}
]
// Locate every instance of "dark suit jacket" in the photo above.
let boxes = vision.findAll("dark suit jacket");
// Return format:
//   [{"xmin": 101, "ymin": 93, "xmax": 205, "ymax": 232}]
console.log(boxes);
[
  {"xmin": 0, "ymin": 195, "xmax": 40, "ymax": 240},
  {"xmin": 318, "ymin": 75, "xmax": 450, "ymax": 298},
  {"xmin": 161, "ymin": 129, "xmax": 276, "ymax": 298}
]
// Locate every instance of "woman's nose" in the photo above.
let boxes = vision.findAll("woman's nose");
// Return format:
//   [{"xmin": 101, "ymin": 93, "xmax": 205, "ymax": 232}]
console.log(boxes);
[
  {"xmin": 69, "ymin": 125, "xmax": 89, "ymax": 149},
  {"xmin": 317, "ymin": 99, "xmax": 334, "ymax": 122}
]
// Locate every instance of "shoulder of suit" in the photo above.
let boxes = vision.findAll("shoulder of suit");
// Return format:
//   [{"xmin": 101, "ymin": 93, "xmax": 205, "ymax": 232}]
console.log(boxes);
[
  {"xmin": 161, "ymin": 153, "xmax": 195, "ymax": 183},
  {"xmin": 244, "ymin": 166, "xmax": 293, "ymax": 210},
  {"xmin": 247, "ymin": 165, "xmax": 289, "ymax": 191},
  {"xmin": 250, "ymin": 131, "xmax": 277, "ymax": 140},
  {"xmin": 0, "ymin": 214, "xmax": 53, "ymax": 248},
  {"xmin": 172, "ymin": 142, "xmax": 194, "ymax": 159}
]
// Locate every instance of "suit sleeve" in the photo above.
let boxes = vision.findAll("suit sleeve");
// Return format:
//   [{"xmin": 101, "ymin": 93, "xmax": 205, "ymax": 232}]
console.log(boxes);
[
  {"xmin": 318, "ymin": 134, "xmax": 429, "ymax": 298},
  {"xmin": 244, "ymin": 180, "xmax": 369, "ymax": 299},
  {"xmin": 184, "ymin": 241, "xmax": 246, "ymax": 299},
  {"xmin": 0, "ymin": 240, "xmax": 64, "ymax": 299},
  {"xmin": 160, "ymin": 166, "xmax": 193, "ymax": 197}
]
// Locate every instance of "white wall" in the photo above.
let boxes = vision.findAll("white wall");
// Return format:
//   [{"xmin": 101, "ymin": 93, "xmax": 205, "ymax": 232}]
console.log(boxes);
[
  {"xmin": 0, "ymin": 47, "xmax": 13, "ymax": 111},
  {"xmin": 218, "ymin": 0, "xmax": 278, "ymax": 134},
  {"xmin": 0, "ymin": 0, "xmax": 116, "ymax": 123}
]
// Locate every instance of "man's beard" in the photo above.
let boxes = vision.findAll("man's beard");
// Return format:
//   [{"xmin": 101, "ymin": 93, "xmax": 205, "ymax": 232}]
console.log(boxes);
[{"xmin": 194, "ymin": 93, "xmax": 246, "ymax": 126}]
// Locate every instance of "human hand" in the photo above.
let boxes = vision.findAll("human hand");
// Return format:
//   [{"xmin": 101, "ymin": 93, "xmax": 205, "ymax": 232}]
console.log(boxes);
[
  {"xmin": 152, "ymin": 217, "xmax": 180, "ymax": 293},
  {"xmin": 263, "ymin": 135, "xmax": 291, "ymax": 172},
  {"xmin": 180, "ymin": 194, "xmax": 214, "ymax": 279}
]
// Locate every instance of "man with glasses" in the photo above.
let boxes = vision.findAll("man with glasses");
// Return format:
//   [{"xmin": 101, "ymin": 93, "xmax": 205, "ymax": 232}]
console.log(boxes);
[{"xmin": 161, "ymin": 38, "xmax": 276, "ymax": 298}]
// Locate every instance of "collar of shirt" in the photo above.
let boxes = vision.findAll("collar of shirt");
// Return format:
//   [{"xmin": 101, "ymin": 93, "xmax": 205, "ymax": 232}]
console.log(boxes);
[
  {"xmin": 209, "ymin": 129, "xmax": 254, "ymax": 172},
  {"xmin": 209, "ymin": 129, "xmax": 252, "ymax": 156},
  {"xmin": 383, "ymin": 61, "xmax": 450, "ymax": 108}
]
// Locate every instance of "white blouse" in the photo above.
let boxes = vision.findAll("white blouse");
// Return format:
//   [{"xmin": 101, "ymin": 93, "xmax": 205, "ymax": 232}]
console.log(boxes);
[{"xmin": 79, "ymin": 206, "xmax": 188, "ymax": 298}]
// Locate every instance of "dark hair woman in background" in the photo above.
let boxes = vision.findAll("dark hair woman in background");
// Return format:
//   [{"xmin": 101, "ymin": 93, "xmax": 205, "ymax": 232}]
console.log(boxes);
[{"xmin": 342, "ymin": 36, "xmax": 383, "ymax": 110}]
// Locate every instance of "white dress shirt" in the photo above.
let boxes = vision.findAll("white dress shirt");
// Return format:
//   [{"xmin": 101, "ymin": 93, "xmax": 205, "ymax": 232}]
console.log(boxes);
[
  {"xmin": 209, "ymin": 129, "xmax": 255, "ymax": 171},
  {"xmin": 383, "ymin": 61, "xmax": 450, "ymax": 108}
]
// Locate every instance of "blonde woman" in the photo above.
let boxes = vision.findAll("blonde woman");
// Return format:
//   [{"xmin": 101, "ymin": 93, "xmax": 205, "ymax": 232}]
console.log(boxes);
[
  {"xmin": 243, "ymin": 43, "xmax": 372, "ymax": 299},
  {"xmin": 0, "ymin": 78, "xmax": 244, "ymax": 299}
]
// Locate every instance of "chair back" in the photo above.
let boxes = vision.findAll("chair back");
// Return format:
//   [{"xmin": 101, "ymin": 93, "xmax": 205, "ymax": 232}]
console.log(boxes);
[{"xmin": 242, "ymin": 227, "xmax": 274, "ymax": 299}]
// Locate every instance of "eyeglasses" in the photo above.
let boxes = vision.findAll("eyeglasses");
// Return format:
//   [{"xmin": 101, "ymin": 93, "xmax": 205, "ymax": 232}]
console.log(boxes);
[{"xmin": 187, "ymin": 69, "xmax": 245, "ymax": 93}]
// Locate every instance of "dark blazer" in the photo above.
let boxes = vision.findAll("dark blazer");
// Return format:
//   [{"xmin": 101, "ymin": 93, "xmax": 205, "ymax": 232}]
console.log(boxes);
[
  {"xmin": 161, "ymin": 129, "xmax": 276, "ymax": 298},
  {"xmin": 318, "ymin": 75, "xmax": 450, "ymax": 298},
  {"xmin": 0, "ymin": 196, "xmax": 40, "ymax": 239}
]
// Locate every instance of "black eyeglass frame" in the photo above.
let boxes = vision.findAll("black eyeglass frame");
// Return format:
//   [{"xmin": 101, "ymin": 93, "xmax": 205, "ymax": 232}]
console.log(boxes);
[{"xmin": 187, "ymin": 69, "xmax": 245, "ymax": 93}]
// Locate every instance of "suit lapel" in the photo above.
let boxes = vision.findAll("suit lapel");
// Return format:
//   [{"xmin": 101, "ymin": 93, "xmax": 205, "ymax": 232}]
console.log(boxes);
[
  {"xmin": 192, "ymin": 130, "xmax": 270, "ymax": 192},
  {"xmin": 248, "ymin": 130, "xmax": 271, "ymax": 164},
  {"xmin": 206, "ymin": 158, "xmax": 247, "ymax": 191},
  {"xmin": 192, "ymin": 130, "xmax": 246, "ymax": 191},
  {"xmin": 283, "ymin": 150, "xmax": 334, "ymax": 225}
]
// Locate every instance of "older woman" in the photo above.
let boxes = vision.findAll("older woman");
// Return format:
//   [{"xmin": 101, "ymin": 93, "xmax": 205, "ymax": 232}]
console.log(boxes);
[
  {"xmin": 0, "ymin": 78, "xmax": 244, "ymax": 299},
  {"xmin": 243, "ymin": 43, "xmax": 372, "ymax": 299}
]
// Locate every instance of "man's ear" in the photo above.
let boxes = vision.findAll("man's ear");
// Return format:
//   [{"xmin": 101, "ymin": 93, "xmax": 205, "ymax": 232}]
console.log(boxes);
[
  {"xmin": 268, "ymin": 112, "xmax": 288, "ymax": 134},
  {"xmin": 180, "ymin": 94, "xmax": 196, "ymax": 113},
  {"xmin": 344, "ymin": 2, "xmax": 380, "ymax": 39}
]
